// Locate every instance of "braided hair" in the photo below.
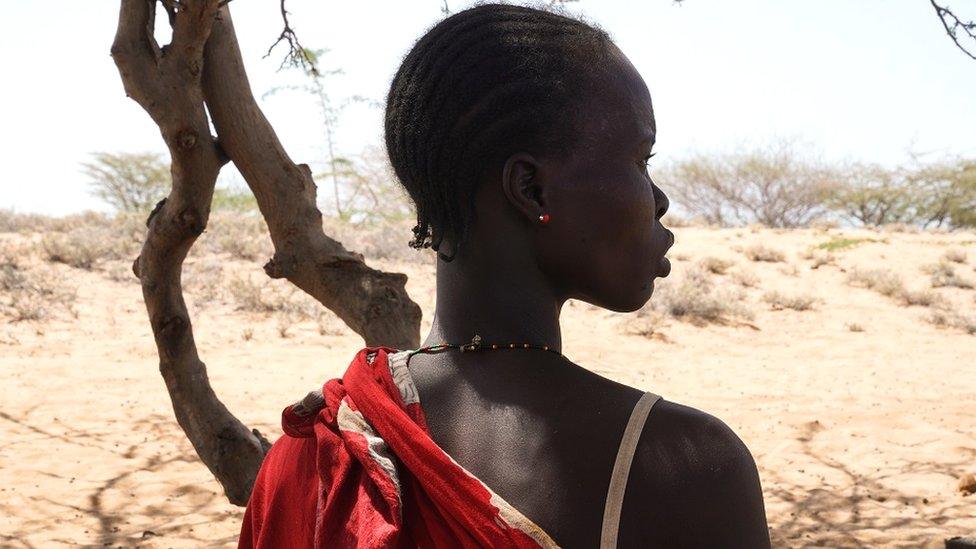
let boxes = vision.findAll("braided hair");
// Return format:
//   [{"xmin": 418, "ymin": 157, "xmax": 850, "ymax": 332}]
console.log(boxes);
[{"xmin": 384, "ymin": 2, "xmax": 616, "ymax": 262}]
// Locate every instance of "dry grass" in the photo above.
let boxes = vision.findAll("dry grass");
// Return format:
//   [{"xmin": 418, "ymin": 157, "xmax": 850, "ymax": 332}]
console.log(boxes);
[
  {"xmin": 801, "ymin": 249, "xmax": 835, "ymax": 269},
  {"xmin": 743, "ymin": 244, "xmax": 786, "ymax": 263},
  {"xmin": 225, "ymin": 272, "xmax": 344, "ymax": 338},
  {"xmin": 778, "ymin": 264, "xmax": 800, "ymax": 277},
  {"xmin": 698, "ymin": 256, "xmax": 735, "ymax": 275},
  {"xmin": 198, "ymin": 214, "xmax": 272, "ymax": 261},
  {"xmin": 845, "ymin": 268, "xmax": 952, "ymax": 308},
  {"xmin": 183, "ymin": 258, "xmax": 226, "ymax": 304},
  {"xmin": 732, "ymin": 268, "xmax": 760, "ymax": 288},
  {"xmin": 846, "ymin": 268, "xmax": 906, "ymax": 299},
  {"xmin": 929, "ymin": 308, "xmax": 976, "ymax": 335},
  {"xmin": 898, "ymin": 289, "xmax": 949, "ymax": 308},
  {"xmin": 943, "ymin": 248, "xmax": 968, "ymax": 264},
  {"xmin": 762, "ymin": 290, "xmax": 818, "ymax": 311},
  {"xmin": 926, "ymin": 260, "xmax": 974, "ymax": 289},
  {"xmin": 647, "ymin": 265, "xmax": 754, "ymax": 326},
  {"xmin": 0, "ymin": 243, "xmax": 78, "ymax": 322},
  {"xmin": 37, "ymin": 215, "xmax": 144, "ymax": 270}
]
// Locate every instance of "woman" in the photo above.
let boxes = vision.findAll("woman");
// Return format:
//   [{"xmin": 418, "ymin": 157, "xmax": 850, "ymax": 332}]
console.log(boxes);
[{"xmin": 240, "ymin": 3, "xmax": 769, "ymax": 547}]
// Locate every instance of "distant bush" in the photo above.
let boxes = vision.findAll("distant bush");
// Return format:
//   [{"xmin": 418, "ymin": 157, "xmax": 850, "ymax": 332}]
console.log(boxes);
[
  {"xmin": 656, "ymin": 140, "xmax": 840, "ymax": 228},
  {"xmin": 211, "ymin": 184, "xmax": 259, "ymax": 212},
  {"xmin": 828, "ymin": 163, "xmax": 917, "ymax": 226},
  {"xmin": 82, "ymin": 151, "xmax": 171, "ymax": 213},
  {"xmin": 830, "ymin": 157, "xmax": 976, "ymax": 229},
  {"xmin": 908, "ymin": 159, "xmax": 976, "ymax": 229},
  {"xmin": 201, "ymin": 214, "xmax": 273, "ymax": 261}
]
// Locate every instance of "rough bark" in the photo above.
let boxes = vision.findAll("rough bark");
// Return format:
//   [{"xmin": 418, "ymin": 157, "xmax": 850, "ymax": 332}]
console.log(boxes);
[
  {"xmin": 111, "ymin": 0, "xmax": 270, "ymax": 506},
  {"xmin": 202, "ymin": 7, "xmax": 422, "ymax": 348},
  {"xmin": 111, "ymin": 0, "xmax": 422, "ymax": 505}
]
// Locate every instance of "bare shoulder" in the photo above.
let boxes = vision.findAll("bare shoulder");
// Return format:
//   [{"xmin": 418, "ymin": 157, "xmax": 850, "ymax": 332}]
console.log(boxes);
[{"xmin": 618, "ymin": 398, "xmax": 770, "ymax": 547}]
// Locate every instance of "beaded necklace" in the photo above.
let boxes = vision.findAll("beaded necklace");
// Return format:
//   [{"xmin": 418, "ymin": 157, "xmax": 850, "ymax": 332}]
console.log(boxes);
[{"xmin": 406, "ymin": 333, "xmax": 564, "ymax": 359}]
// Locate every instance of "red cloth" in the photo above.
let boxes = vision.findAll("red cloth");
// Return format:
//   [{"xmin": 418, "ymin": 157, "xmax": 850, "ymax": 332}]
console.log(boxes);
[{"xmin": 238, "ymin": 346, "xmax": 555, "ymax": 548}]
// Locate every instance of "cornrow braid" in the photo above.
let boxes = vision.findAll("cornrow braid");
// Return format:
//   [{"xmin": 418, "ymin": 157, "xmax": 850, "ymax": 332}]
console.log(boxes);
[{"xmin": 384, "ymin": 2, "xmax": 616, "ymax": 262}]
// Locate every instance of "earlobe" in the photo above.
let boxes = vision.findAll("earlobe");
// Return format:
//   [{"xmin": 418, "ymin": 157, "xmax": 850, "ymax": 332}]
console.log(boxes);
[{"xmin": 501, "ymin": 152, "xmax": 546, "ymax": 224}]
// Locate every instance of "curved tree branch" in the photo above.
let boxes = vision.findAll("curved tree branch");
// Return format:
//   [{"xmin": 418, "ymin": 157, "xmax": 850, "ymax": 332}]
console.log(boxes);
[
  {"xmin": 112, "ymin": 0, "xmax": 423, "ymax": 506},
  {"xmin": 111, "ymin": 0, "xmax": 269, "ymax": 506},
  {"xmin": 202, "ymin": 6, "xmax": 422, "ymax": 350},
  {"xmin": 930, "ymin": 1, "xmax": 976, "ymax": 60}
]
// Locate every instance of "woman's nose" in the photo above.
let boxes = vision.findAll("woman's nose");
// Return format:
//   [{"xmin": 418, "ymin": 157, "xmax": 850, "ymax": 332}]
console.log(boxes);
[{"xmin": 651, "ymin": 180, "xmax": 669, "ymax": 220}]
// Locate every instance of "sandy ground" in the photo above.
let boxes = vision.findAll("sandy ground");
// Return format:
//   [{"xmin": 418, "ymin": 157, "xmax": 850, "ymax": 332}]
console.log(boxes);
[{"xmin": 1, "ymin": 226, "xmax": 975, "ymax": 548}]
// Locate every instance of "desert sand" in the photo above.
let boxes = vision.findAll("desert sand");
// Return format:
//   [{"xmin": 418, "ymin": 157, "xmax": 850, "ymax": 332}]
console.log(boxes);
[{"xmin": 1, "ymin": 222, "xmax": 975, "ymax": 548}]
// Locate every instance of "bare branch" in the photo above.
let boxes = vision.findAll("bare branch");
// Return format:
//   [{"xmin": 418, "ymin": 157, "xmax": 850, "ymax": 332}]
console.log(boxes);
[
  {"xmin": 930, "ymin": 1, "xmax": 976, "ymax": 60},
  {"xmin": 203, "ymin": 5, "xmax": 422, "ymax": 349},
  {"xmin": 264, "ymin": 0, "xmax": 318, "ymax": 75}
]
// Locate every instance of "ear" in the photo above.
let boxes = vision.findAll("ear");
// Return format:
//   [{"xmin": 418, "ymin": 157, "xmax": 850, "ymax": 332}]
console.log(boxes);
[{"xmin": 500, "ymin": 152, "xmax": 545, "ymax": 224}]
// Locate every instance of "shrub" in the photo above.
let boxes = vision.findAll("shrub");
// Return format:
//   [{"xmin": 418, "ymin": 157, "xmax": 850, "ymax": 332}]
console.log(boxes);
[
  {"xmin": 0, "ymin": 255, "xmax": 78, "ymax": 322},
  {"xmin": 846, "ymin": 268, "xmax": 905, "ymax": 298},
  {"xmin": 211, "ymin": 184, "xmax": 259, "ymax": 212},
  {"xmin": 655, "ymin": 140, "xmax": 840, "ymax": 228},
  {"xmin": 82, "ymin": 151, "xmax": 171, "ymax": 213},
  {"xmin": 898, "ymin": 289, "xmax": 948, "ymax": 308},
  {"xmin": 908, "ymin": 158, "xmax": 976, "ymax": 229},
  {"xmin": 227, "ymin": 273, "xmax": 322, "ymax": 320},
  {"xmin": 0, "ymin": 210, "xmax": 56, "ymax": 233},
  {"xmin": 929, "ymin": 308, "xmax": 976, "ymax": 335},
  {"xmin": 762, "ymin": 290, "xmax": 818, "ymax": 311},
  {"xmin": 183, "ymin": 258, "xmax": 225, "ymax": 304},
  {"xmin": 803, "ymin": 249, "xmax": 834, "ymax": 269},
  {"xmin": 41, "ymin": 231, "xmax": 110, "ymax": 270},
  {"xmin": 650, "ymin": 266, "xmax": 753, "ymax": 326},
  {"xmin": 943, "ymin": 248, "xmax": 967, "ymax": 264},
  {"xmin": 846, "ymin": 267, "xmax": 952, "ymax": 308},
  {"xmin": 732, "ymin": 269, "xmax": 760, "ymax": 288},
  {"xmin": 743, "ymin": 244, "xmax": 786, "ymax": 263},
  {"xmin": 926, "ymin": 261, "xmax": 975, "ymax": 289},
  {"xmin": 202, "ymin": 214, "xmax": 273, "ymax": 261},
  {"xmin": 827, "ymin": 163, "xmax": 916, "ymax": 226},
  {"xmin": 698, "ymin": 256, "xmax": 735, "ymax": 275}
]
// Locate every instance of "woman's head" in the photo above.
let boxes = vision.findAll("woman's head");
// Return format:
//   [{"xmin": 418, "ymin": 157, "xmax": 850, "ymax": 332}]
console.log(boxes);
[{"xmin": 385, "ymin": 2, "xmax": 673, "ymax": 312}]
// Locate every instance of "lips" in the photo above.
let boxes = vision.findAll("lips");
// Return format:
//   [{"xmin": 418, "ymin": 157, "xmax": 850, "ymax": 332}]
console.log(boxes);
[{"xmin": 659, "ymin": 256, "xmax": 672, "ymax": 277}]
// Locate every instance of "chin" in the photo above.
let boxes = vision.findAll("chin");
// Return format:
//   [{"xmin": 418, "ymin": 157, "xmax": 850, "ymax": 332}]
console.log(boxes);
[{"xmin": 601, "ymin": 282, "xmax": 655, "ymax": 314}]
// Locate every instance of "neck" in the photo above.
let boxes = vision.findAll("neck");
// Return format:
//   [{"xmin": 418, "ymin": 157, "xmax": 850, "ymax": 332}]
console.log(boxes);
[{"xmin": 420, "ymin": 246, "xmax": 565, "ymax": 355}]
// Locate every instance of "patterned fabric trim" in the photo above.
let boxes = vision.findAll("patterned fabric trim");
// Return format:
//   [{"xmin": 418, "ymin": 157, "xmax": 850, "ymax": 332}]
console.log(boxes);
[
  {"xmin": 387, "ymin": 350, "xmax": 421, "ymax": 406},
  {"xmin": 336, "ymin": 398, "xmax": 404, "ymax": 515}
]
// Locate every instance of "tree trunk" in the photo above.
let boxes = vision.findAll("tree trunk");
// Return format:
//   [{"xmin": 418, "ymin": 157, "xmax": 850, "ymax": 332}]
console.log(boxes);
[{"xmin": 110, "ymin": 0, "xmax": 422, "ymax": 506}]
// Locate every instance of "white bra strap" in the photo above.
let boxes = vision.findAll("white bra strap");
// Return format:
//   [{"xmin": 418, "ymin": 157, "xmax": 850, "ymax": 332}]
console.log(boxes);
[{"xmin": 600, "ymin": 391, "xmax": 661, "ymax": 548}]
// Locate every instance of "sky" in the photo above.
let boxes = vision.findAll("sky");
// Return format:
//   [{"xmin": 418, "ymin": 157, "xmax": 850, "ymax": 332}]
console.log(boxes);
[{"xmin": 1, "ymin": 0, "xmax": 974, "ymax": 215}]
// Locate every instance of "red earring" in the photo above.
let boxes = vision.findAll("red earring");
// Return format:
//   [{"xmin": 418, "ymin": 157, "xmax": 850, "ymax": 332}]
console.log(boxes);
[{"xmin": 538, "ymin": 213, "xmax": 551, "ymax": 224}]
